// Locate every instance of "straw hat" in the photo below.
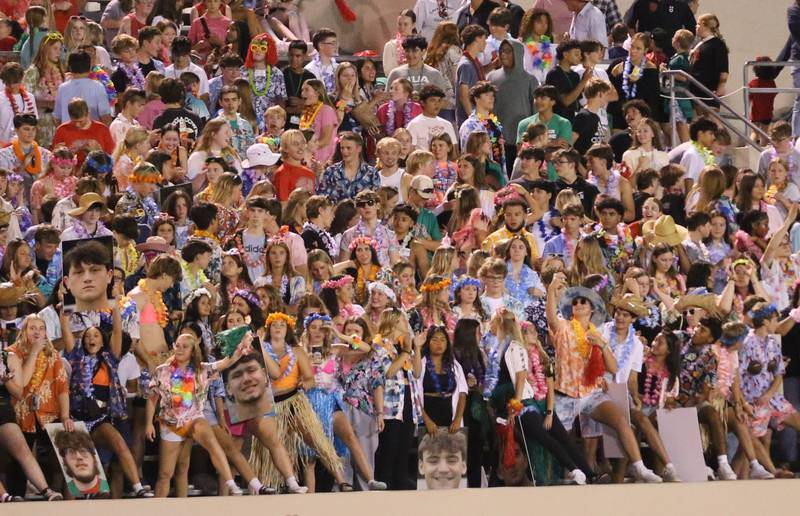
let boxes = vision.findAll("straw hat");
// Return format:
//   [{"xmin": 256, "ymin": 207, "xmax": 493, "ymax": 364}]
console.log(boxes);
[
  {"xmin": 641, "ymin": 215, "xmax": 688, "ymax": 247},
  {"xmin": 558, "ymin": 286, "xmax": 609, "ymax": 327},
  {"xmin": 0, "ymin": 283, "xmax": 25, "ymax": 308},
  {"xmin": 135, "ymin": 236, "xmax": 173, "ymax": 254},
  {"xmin": 674, "ymin": 293, "xmax": 719, "ymax": 316},
  {"xmin": 67, "ymin": 193, "xmax": 112, "ymax": 217},
  {"xmin": 609, "ymin": 294, "xmax": 649, "ymax": 318}
]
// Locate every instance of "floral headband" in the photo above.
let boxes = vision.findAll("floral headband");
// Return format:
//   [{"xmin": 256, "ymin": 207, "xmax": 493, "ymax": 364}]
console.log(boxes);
[
  {"xmin": 322, "ymin": 275, "xmax": 354, "ymax": 290},
  {"xmin": 52, "ymin": 156, "xmax": 77, "ymax": 167},
  {"xmin": 185, "ymin": 287, "xmax": 211, "ymax": 306},
  {"xmin": 265, "ymin": 312, "xmax": 296, "ymax": 329},
  {"xmin": 454, "ymin": 276, "xmax": 481, "ymax": 291},
  {"xmin": 303, "ymin": 312, "xmax": 332, "ymax": 329},
  {"xmin": 233, "ymin": 289, "xmax": 260, "ymax": 308},
  {"xmin": 748, "ymin": 303, "xmax": 778, "ymax": 320},
  {"xmin": 7, "ymin": 173, "xmax": 23, "ymax": 184},
  {"xmin": 348, "ymin": 236, "xmax": 377, "ymax": 252},
  {"xmin": 719, "ymin": 332, "xmax": 746, "ymax": 348},
  {"xmin": 268, "ymin": 225, "xmax": 290, "ymax": 245},
  {"xmin": 86, "ymin": 154, "xmax": 113, "ymax": 175},
  {"xmin": 155, "ymin": 212, "xmax": 175, "ymax": 224},
  {"xmin": 368, "ymin": 281, "xmax": 396, "ymax": 302},
  {"xmin": 129, "ymin": 172, "xmax": 163, "ymax": 184},
  {"xmin": 420, "ymin": 277, "xmax": 451, "ymax": 293}
]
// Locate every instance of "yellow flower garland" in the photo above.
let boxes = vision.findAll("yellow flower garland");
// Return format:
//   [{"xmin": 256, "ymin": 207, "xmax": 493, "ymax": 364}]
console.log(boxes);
[{"xmin": 571, "ymin": 318, "xmax": 597, "ymax": 359}]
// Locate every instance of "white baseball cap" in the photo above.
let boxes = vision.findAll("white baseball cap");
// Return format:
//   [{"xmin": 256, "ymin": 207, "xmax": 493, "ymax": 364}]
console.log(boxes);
[
  {"xmin": 241, "ymin": 143, "xmax": 281, "ymax": 168},
  {"xmin": 409, "ymin": 175, "xmax": 435, "ymax": 199}
]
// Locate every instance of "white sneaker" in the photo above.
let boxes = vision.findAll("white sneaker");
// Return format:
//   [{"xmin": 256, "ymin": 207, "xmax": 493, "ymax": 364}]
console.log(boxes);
[
  {"xmin": 634, "ymin": 466, "xmax": 663, "ymax": 483},
  {"xmin": 228, "ymin": 484, "xmax": 244, "ymax": 496},
  {"xmin": 662, "ymin": 464, "xmax": 682, "ymax": 482},
  {"xmin": 717, "ymin": 462, "xmax": 737, "ymax": 481},
  {"xmin": 567, "ymin": 469, "xmax": 587, "ymax": 485},
  {"xmin": 367, "ymin": 480, "xmax": 387, "ymax": 490},
  {"xmin": 706, "ymin": 466, "xmax": 717, "ymax": 480},
  {"xmin": 287, "ymin": 484, "xmax": 308, "ymax": 494},
  {"xmin": 750, "ymin": 462, "xmax": 775, "ymax": 480}
]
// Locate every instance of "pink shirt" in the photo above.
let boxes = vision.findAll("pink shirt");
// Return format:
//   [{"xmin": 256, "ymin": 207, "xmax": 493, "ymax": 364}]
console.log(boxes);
[
  {"xmin": 137, "ymin": 99, "xmax": 166, "ymax": 130},
  {"xmin": 312, "ymin": 104, "xmax": 339, "ymax": 164},
  {"xmin": 533, "ymin": 0, "xmax": 573, "ymax": 40}
]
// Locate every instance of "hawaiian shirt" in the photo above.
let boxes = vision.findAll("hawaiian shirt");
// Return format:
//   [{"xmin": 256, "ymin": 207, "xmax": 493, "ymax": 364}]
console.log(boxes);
[
  {"xmin": 550, "ymin": 317, "xmax": 603, "ymax": 399},
  {"xmin": 149, "ymin": 361, "xmax": 216, "ymax": 427},
  {"xmin": 339, "ymin": 219, "xmax": 398, "ymax": 267},
  {"xmin": 65, "ymin": 344, "xmax": 127, "ymax": 423},
  {"xmin": 432, "ymin": 161, "xmax": 458, "ymax": 204},
  {"xmin": 739, "ymin": 331, "xmax": 786, "ymax": 407},
  {"xmin": 243, "ymin": 66, "xmax": 287, "ymax": 132},
  {"xmin": 36, "ymin": 248, "xmax": 62, "ymax": 299},
  {"xmin": 316, "ymin": 161, "xmax": 381, "ymax": 205},
  {"xmin": 597, "ymin": 223, "xmax": 636, "ymax": 273},
  {"xmin": 216, "ymin": 113, "xmax": 255, "ymax": 158},
  {"xmin": 482, "ymin": 227, "xmax": 539, "ymax": 258},
  {"xmin": 115, "ymin": 188, "xmax": 159, "ymax": 227},
  {"xmin": 8, "ymin": 345, "xmax": 69, "ymax": 432},
  {"xmin": 193, "ymin": 235, "xmax": 223, "ymax": 284},
  {"xmin": 505, "ymin": 263, "xmax": 544, "ymax": 305},
  {"xmin": 458, "ymin": 111, "xmax": 506, "ymax": 172},
  {"xmin": 339, "ymin": 346, "xmax": 388, "ymax": 416},
  {"xmin": 678, "ymin": 341, "xmax": 718, "ymax": 406},
  {"xmin": 377, "ymin": 339, "xmax": 423, "ymax": 424}
]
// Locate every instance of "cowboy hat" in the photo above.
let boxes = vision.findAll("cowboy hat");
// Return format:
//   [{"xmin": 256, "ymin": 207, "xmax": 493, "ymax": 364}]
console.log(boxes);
[
  {"xmin": 609, "ymin": 294, "xmax": 649, "ymax": 318},
  {"xmin": 674, "ymin": 293, "xmax": 719, "ymax": 316},
  {"xmin": 135, "ymin": 236, "xmax": 173, "ymax": 254},
  {"xmin": 559, "ymin": 286, "xmax": 609, "ymax": 327},
  {"xmin": 67, "ymin": 193, "xmax": 112, "ymax": 218},
  {"xmin": 642, "ymin": 215, "xmax": 688, "ymax": 247},
  {"xmin": 0, "ymin": 283, "xmax": 25, "ymax": 308}
]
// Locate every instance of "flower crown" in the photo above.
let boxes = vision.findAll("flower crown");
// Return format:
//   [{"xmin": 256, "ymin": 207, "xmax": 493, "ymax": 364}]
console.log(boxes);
[
  {"xmin": 233, "ymin": 289, "xmax": 260, "ymax": 308},
  {"xmin": 7, "ymin": 173, "xmax": 23, "ymax": 184},
  {"xmin": 368, "ymin": 281, "xmax": 396, "ymax": 302},
  {"xmin": 748, "ymin": 303, "xmax": 778, "ymax": 321},
  {"xmin": 86, "ymin": 154, "xmax": 113, "ymax": 175},
  {"xmin": 322, "ymin": 275, "xmax": 354, "ymax": 290},
  {"xmin": 268, "ymin": 225, "xmax": 291, "ymax": 245},
  {"xmin": 265, "ymin": 312, "xmax": 296, "ymax": 329},
  {"xmin": 454, "ymin": 276, "xmax": 481, "ymax": 291},
  {"xmin": 348, "ymin": 236, "xmax": 377, "ymax": 252},
  {"xmin": 303, "ymin": 312, "xmax": 332, "ymax": 329},
  {"xmin": 52, "ymin": 156, "xmax": 77, "ymax": 167},
  {"xmin": 185, "ymin": 287, "xmax": 211, "ymax": 306},
  {"xmin": 156, "ymin": 212, "xmax": 175, "ymax": 224},
  {"xmin": 420, "ymin": 278, "xmax": 451, "ymax": 293},
  {"xmin": 719, "ymin": 332, "xmax": 746, "ymax": 348}
]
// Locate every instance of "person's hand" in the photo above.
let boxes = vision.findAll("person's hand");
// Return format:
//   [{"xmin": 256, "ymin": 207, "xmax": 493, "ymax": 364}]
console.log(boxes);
[
  {"xmin": 424, "ymin": 418, "xmax": 437, "ymax": 436},
  {"xmin": 63, "ymin": 418, "xmax": 75, "ymax": 432},
  {"xmin": 112, "ymin": 279, "xmax": 124, "ymax": 301},
  {"xmin": 632, "ymin": 396, "xmax": 643, "ymax": 411},
  {"xmin": 742, "ymin": 401, "xmax": 754, "ymax": 417},
  {"xmin": 659, "ymin": 62, "xmax": 668, "ymax": 73},
  {"xmin": 466, "ymin": 372, "xmax": 477, "ymax": 389},
  {"xmin": 146, "ymin": 422, "xmax": 156, "ymax": 441},
  {"xmin": 757, "ymin": 393, "xmax": 772, "ymax": 407},
  {"xmin": 637, "ymin": 154, "xmax": 651, "ymax": 170},
  {"xmin": 376, "ymin": 415, "xmax": 385, "ymax": 433},
  {"xmin": 413, "ymin": 332, "xmax": 425, "ymax": 351},
  {"xmin": 548, "ymin": 272, "xmax": 567, "ymax": 295},
  {"xmin": 715, "ymin": 85, "xmax": 726, "ymax": 97},
  {"xmin": 219, "ymin": 420, "xmax": 231, "ymax": 435},
  {"xmin": 582, "ymin": 67, "xmax": 594, "ymax": 82},
  {"xmin": 448, "ymin": 418, "xmax": 461, "ymax": 434},
  {"xmin": 543, "ymin": 413, "xmax": 553, "ymax": 430}
]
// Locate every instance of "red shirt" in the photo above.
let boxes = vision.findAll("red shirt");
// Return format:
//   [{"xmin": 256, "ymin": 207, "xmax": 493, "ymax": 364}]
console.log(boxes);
[
  {"xmin": 272, "ymin": 162, "xmax": 316, "ymax": 201},
  {"xmin": 52, "ymin": 120, "xmax": 114, "ymax": 165},
  {"xmin": 748, "ymin": 77, "xmax": 777, "ymax": 123}
]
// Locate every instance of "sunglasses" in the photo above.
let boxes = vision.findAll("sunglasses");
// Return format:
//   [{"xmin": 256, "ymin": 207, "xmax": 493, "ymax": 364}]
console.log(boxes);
[
  {"xmin": 250, "ymin": 42, "xmax": 271, "ymax": 53},
  {"xmin": 686, "ymin": 308, "xmax": 696, "ymax": 315},
  {"xmin": 416, "ymin": 188, "xmax": 434, "ymax": 194},
  {"xmin": 572, "ymin": 298, "xmax": 590, "ymax": 306},
  {"xmin": 356, "ymin": 199, "xmax": 377, "ymax": 208},
  {"xmin": 69, "ymin": 15, "xmax": 88, "ymax": 21}
]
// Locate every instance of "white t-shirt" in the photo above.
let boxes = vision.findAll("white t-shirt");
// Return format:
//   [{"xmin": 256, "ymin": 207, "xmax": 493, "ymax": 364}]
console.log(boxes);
[
  {"xmin": 118, "ymin": 352, "xmax": 142, "ymax": 398},
  {"xmin": 407, "ymin": 114, "xmax": 458, "ymax": 152},
  {"xmin": 164, "ymin": 62, "xmax": 210, "ymax": 96},
  {"xmin": 600, "ymin": 321, "xmax": 644, "ymax": 385},
  {"xmin": 380, "ymin": 168, "xmax": 407, "ymax": 203}
]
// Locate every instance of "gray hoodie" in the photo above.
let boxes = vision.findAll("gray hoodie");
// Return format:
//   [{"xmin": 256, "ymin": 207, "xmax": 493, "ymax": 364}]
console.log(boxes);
[{"xmin": 487, "ymin": 40, "xmax": 539, "ymax": 143}]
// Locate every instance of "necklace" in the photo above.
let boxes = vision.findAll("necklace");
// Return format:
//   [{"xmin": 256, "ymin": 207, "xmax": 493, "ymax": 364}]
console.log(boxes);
[
  {"xmin": 119, "ymin": 62, "xmax": 145, "ymax": 90},
  {"xmin": 571, "ymin": 318, "xmax": 595, "ymax": 359},
  {"xmin": 27, "ymin": 350, "xmax": 48, "ymax": 394},
  {"xmin": 395, "ymin": 32, "xmax": 406, "ymax": 65},
  {"xmin": 72, "ymin": 219, "xmax": 106, "ymax": 239},
  {"xmin": 621, "ymin": 56, "xmax": 645, "ymax": 99},
  {"xmin": 525, "ymin": 35, "xmax": 553, "ymax": 71},
  {"xmin": 12, "ymin": 139, "xmax": 42, "ymax": 176},
  {"xmin": 233, "ymin": 231, "xmax": 266, "ymax": 269},
  {"xmin": 609, "ymin": 322, "xmax": 635, "ymax": 375},
  {"xmin": 169, "ymin": 362, "xmax": 196, "ymax": 409},
  {"xmin": 692, "ymin": 140, "xmax": 715, "ymax": 166},
  {"xmin": 299, "ymin": 102, "xmax": 323, "ymax": 130},
  {"xmin": 385, "ymin": 100, "xmax": 413, "ymax": 136},
  {"xmin": 428, "ymin": 357, "xmax": 455, "ymax": 394},
  {"xmin": 355, "ymin": 264, "xmax": 379, "ymax": 304},
  {"xmin": 5, "ymin": 86, "xmax": 35, "ymax": 116},
  {"xmin": 264, "ymin": 342, "xmax": 297, "ymax": 379},
  {"xmin": 138, "ymin": 279, "xmax": 169, "ymax": 328},
  {"xmin": 248, "ymin": 67, "xmax": 273, "ymax": 97},
  {"xmin": 119, "ymin": 243, "xmax": 139, "ymax": 277},
  {"xmin": 193, "ymin": 228, "xmax": 220, "ymax": 244},
  {"xmin": 642, "ymin": 355, "xmax": 668, "ymax": 406}
]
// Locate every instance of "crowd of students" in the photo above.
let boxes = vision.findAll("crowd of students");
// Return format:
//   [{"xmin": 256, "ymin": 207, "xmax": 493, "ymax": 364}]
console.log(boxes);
[{"xmin": 0, "ymin": 0, "xmax": 798, "ymax": 503}]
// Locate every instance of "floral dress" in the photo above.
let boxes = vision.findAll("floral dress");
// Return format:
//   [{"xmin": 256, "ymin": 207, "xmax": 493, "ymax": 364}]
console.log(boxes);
[
  {"xmin": 739, "ymin": 331, "xmax": 796, "ymax": 436},
  {"xmin": 22, "ymin": 65, "xmax": 61, "ymax": 148},
  {"xmin": 339, "ymin": 347, "xmax": 388, "ymax": 416}
]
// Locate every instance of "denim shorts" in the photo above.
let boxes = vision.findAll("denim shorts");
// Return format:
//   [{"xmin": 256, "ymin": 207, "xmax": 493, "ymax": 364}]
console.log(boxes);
[{"xmin": 555, "ymin": 391, "xmax": 611, "ymax": 435}]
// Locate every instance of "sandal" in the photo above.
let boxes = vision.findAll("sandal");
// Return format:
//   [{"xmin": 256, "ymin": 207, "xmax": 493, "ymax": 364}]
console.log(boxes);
[
  {"xmin": 41, "ymin": 488, "xmax": 63, "ymax": 502},
  {"xmin": 134, "ymin": 488, "xmax": 154, "ymax": 498},
  {"xmin": 337, "ymin": 482, "xmax": 354, "ymax": 492},
  {"xmin": 0, "ymin": 493, "xmax": 23, "ymax": 503}
]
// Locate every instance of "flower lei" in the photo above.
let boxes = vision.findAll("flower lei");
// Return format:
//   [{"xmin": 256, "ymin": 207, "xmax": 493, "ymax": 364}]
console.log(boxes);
[
  {"xmin": 46, "ymin": 175, "xmax": 77, "ymax": 200},
  {"xmin": 356, "ymin": 264, "xmax": 379, "ymax": 303},
  {"xmin": 27, "ymin": 351, "xmax": 49, "ymax": 394},
  {"xmin": 385, "ymin": 100, "xmax": 413, "ymax": 136},
  {"xmin": 595, "ymin": 223, "xmax": 634, "ymax": 269},
  {"xmin": 427, "ymin": 356, "xmax": 455, "ymax": 394},
  {"xmin": 525, "ymin": 36, "xmax": 553, "ymax": 71},
  {"xmin": 692, "ymin": 140, "xmax": 715, "ymax": 166},
  {"xmin": 322, "ymin": 275, "xmax": 354, "ymax": 290},
  {"xmin": 169, "ymin": 362, "xmax": 196, "ymax": 410},
  {"xmin": 248, "ymin": 66, "xmax": 273, "ymax": 97},
  {"xmin": 89, "ymin": 65, "xmax": 117, "ymax": 107},
  {"xmin": 765, "ymin": 183, "xmax": 784, "ymax": 205},
  {"xmin": 299, "ymin": 101, "xmax": 323, "ymax": 130},
  {"xmin": 302, "ymin": 221, "xmax": 337, "ymax": 257},
  {"xmin": 314, "ymin": 54, "xmax": 337, "ymax": 93},
  {"xmin": 536, "ymin": 211, "xmax": 558, "ymax": 241},
  {"xmin": 194, "ymin": 228, "xmax": 220, "ymax": 244},
  {"xmin": 119, "ymin": 62, "xmax": 145, "ymax": 90},
  {"xmin": 642, "ymin": 355, "xmax": 668, "ymax": 407},
  {"xmin": 265, "ymin": 312, "xmax": 297, "ymax": 329},
  {"xmin": 589, "ymin": 170, "xmax": 620, "ymax": 199},
  {"xmin": 526, "ymin": 346, "xmax": 548, "ymax": 400},
  {"xmin": 138, "ymin": 279, "xmax": 169, "ymax": 328},
  {"xmin": 571, "ymin": 318, "xmax": 605, "ymax": 387},
  {"xmin": 608, "ymin": 322, "xmax": 636, "ymax": 376},
  {"xmin": 5, "ymin": 86, "xmax": 36, "ymax": 116},
  {"xmin": 395, "ymin": 32, "xmax": 407, "ymax": 65},
  {"xmin": 621, "ymin": 55, "xmax": 645, "ymax": 99},
  {"xmin": 263, "ymin": 342, "xmax": 297, "ymax": 379},
  {"xmin": 119, "ymin": 242, "xmax": 139, "ymax": 278},
  {"xmin": 420, "ymin": 277, "xmax": 451, "ymax": 293},
  {"xmin": 12, "ymin": 138, "xmax": 42, "ymax": 176},
  {"xmin": 71, "ymin": 218, "xmax": 107, "ymax": 239},
  {"xmin": 264, "ymin": 273, "xmax": 290, "ymax": 299},
  {"xmin": 232, "ymin": 231, "xmax": 265, "ymax": 269}
]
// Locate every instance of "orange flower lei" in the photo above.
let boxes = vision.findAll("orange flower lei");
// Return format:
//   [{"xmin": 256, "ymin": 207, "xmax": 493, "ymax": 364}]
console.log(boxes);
[
  {"xmin": 12, "ymin": 138, "xmax": 42, "ymax": 176},
  {"xmin": 138, "ymin": 279, "xmax": 169, "ymax": 328},
  {"xmin": 27, "ymin": 351, "xmax": 49, "ymax": 393},
  {"xmin": 571, "ymin": 318, "xmax": 597, "ymax": 359},
  {"xmin": 420, "ymin": 278, "xmax": 451, "ymax": 293},
  {"xmin": 356, "ymin": 264, "xmax": 379, "ymax": 302},
  {"xmin": 765, "ymin": 184, "xmax": 783, "ymax": 205},
  {"xmin": 299, "ymin": 101, "xmax": 323, "ymax": 130},
  {"xmin": 265, "ymin": 312, "xmax": 296, "ymax": 329},
  {"xmin": 193, "ymin": 229, "xmax": 220, "ymax": 244}
]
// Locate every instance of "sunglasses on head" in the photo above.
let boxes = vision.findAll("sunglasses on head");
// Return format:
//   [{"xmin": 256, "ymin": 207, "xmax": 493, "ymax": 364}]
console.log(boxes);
[{"xmin": 356, "ymin": 199, "xmax": 377, "ymax": 207}]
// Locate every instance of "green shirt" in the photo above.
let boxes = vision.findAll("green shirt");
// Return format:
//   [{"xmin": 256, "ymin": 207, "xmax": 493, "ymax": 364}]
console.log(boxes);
[
  {"xmin": 516, "ymin": 112, "xmax": 573, "ymax": 144},
  {"xmin": 417, "ymin": 208, "xmax": 442, "ymax": 241}
]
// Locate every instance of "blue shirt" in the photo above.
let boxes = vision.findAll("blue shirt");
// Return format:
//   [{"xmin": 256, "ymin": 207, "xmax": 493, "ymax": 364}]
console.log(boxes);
[
  {"xmin": 54, "ymin": 78, "xmax": 114, "ymax": 123},
  {"xmin": 542, "ymin": 233, "xmax": 576, "ymax": 269},
  {"xmin": 316, "ymin": 161, "xmax": 381, "ymax": 204},
  {"xmin": 505, "ymin": 263, "xmax": 544, "ymax": 304}
]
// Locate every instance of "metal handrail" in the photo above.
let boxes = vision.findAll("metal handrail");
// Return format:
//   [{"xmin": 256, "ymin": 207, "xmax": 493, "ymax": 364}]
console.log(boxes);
[
  {"xmin": 662, "ymin": 69, "xmax": 767, "ymax": 152},
  {"xmin": 741, "ymin": 60, "xmax": 800, "ymax": 122}
]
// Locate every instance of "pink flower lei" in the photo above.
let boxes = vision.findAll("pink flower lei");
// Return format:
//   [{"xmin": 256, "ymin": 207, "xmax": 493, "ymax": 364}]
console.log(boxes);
[
  {"xmin": 395, "ymin": 33, "xmax": 406, "ymax": 65},
  {"xmin": 322, "ymin": 275, "xmax": 354, "ymax": 290},
  {"xmin": 642, "ymin": 355, "xmax": 668, "ymax": 407}
]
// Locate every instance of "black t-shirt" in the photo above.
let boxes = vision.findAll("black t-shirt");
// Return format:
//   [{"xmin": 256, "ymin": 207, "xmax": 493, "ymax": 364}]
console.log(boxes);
[
  {"xmin": 139, "ymin": 58, "xmax": 160, "ymax": 77},
  {"xmin": 555, "ymin": 176, "xmax": 599, "ymax": 215},
  {"xmin": 624, "ymin": 0, "xmax": 696, "ymax": 40},
  {"xmin": 610, "ymin": 131, "xmax": 633, "ymax": 163},
  {"xmin": 690, "ymin": 37, "xmax": 729, "ymax": 94},
  {"xmin": 545, "ymin": 67, "xmax": 580, "ymax": 122},
  {"xmin": 153, "ymin": 108, "xmax": 204, "ymax": 143},
  {"xmin": 456, "ymin": 0, "xmax": 500, "ymax": 32},
  {"xmin": 283, "ymin": 67, "xmax": 316, "ymax": 129},
  {"xmin": 572, "ymin": 108, "xmax": 608, "ymax": 155}
]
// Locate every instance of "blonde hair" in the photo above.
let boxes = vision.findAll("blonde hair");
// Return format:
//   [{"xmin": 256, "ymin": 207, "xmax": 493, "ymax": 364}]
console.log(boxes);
[
  {"xmin": 698, "ymin": 13, "xmax": 727, "ymax": 50},
  {"xmin": 111, "ymin": 33, "xmax": 138, "ymax": 54},
  {"xmin": 405, "ymin": 150, "xmax": 434, "ymax": 175},
  {"xmin": 429, "ymin": 247, "xmax": 457, "ymax": 277},
  {"xmin": 279, "ymin": 129, "xmax": 305, "ymax": 157},
  {"xmin": 194, "ymin": 119, "xmax": 239, "ymax": 159},
  {"xmin": 673, "ymin": 29, "xmax": 694, "ymax": 51},
  {"xmin": 145, "ymin": 71, "xmax": 164, "ymax": 99},
  {"xmin": 555, "ymin": 189, "xmax": 580, "ymax": 213},
  {"xmin": 15, "ymin": 315, "xmax": 56, "ymax": 356},
  {"xmin": 210, "ymin": 172, "xmax": 242, "ymax": 204},
  {"xmin": 65, "ymin": 15, "xmax": 88, "ymax": 51},
  {"xmin": 86, "ymin": 21, "xmax": 104, "ymax": 46},
  {"xmin": 266, "ymin": 104, "xmax": 287, "ymax": 122},
  {"xmin": 376, "ymin": 137, "xmax": 401, "ymax": 154},
  {"xmin": 234, "ymin": 78, "xmax": 258, "ymax": 130},
  {"xmin": 112, "ymin": 126, "xmax": 149, "ymax": 162},
  {"xmin": 377, "ymin": 307, "xmax": 408, "ymax": 338},
  {"xmin": 568, "ymin": 237, "xmax": 611, "ymax": 285},
  {"xmin": 335, "ymin": 61, "xmax": 361, "ymax": 101}
]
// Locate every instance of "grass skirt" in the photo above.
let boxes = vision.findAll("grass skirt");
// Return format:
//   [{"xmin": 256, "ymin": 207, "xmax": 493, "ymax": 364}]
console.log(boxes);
[{"xmin": 249, "ymin": 390, "xmax": 343, "ymax": 488}]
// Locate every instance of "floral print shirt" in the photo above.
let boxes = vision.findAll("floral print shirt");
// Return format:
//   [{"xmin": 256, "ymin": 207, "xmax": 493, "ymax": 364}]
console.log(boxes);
[
  {"xmin": 317, "ymin": 160, "xmax": 381, "ymax": 205},
  {"xmin": 739, "ymin": 331, "xmax": 786, "ymax": 407},
  {"xmin": 505, "ymin": 263, "xmax": 544, "ymax": 305},
  {"xmin": 339, "ymin": 346, "xmax": 388, "ymax": 416},
  {"xmin": 678, "ymin": 341, "xmax": 718, "ymax": 406},
  {"xmin": 339, "ymin": 219, "xmax": 398, "ymax": 268},
  {"xmin": 244, "ymin": 66, "xmax": 287, "ymax": 132},
  {"xmin": 8, "ymin": 345, "xmax": 68, "ymax": 433}
]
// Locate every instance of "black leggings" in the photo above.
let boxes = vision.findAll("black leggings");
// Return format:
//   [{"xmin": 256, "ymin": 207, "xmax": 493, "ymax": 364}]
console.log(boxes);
[
  {"xmin": 518, "ymin": 410, "xmax": 593, "ymax": 476},
  {"xmin": 463, "ymin": 394, "xmax": 487, "ymax": 488},
  {"xmin": 374, "ymin": 387, "xmax": 415, "ymax": 490}
]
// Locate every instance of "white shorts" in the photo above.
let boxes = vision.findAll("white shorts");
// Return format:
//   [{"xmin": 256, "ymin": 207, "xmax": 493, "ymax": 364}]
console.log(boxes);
[{"xmin": 555, "ymin": 391, "xmax": 611, "ymax": 436}]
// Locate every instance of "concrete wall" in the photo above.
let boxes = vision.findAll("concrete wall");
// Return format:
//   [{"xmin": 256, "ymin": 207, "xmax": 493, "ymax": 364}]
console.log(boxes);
[{"xmin": 303, "ymin": 0, "xmax": 794, "ymax": 115}]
